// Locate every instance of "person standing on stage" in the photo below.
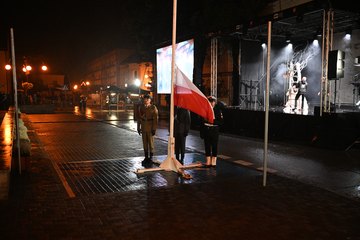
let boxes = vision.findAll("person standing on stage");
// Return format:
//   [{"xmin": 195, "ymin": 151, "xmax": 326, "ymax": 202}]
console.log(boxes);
[
  {"xmin": 174, "ymin": 106, "xmax": 191, "ymax": 165},
  {"xmin": 200, "ymin": 96, "xmax": 223, "ymax": 167},
  {"xmin": 294, "ymin": 76, "xmax": 308, "ymax": 113},
  {"xmin": 137, "ymin": 94, "xmax": 158, "ymax": 163}
]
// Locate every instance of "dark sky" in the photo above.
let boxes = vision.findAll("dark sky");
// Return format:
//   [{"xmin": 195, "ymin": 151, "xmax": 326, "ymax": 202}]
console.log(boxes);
[
  {"xmin": 2, "ymin": 1, "xmax": 150, "ymax": 81},
  {"xmin": 1, "ymin": 0, "xmax": 270, "ymax": 82}
]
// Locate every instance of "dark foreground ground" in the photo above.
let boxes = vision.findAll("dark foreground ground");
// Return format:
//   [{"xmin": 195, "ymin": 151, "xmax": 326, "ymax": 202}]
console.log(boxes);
[{"xmin": 0, "ymin": 109, "xmax": 359, "ymax": 240}]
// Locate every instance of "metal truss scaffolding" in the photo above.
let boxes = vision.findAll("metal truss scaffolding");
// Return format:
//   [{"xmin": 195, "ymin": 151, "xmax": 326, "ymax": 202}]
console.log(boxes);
[
  {"xmin": 320, "ymin": 9, "xmax": 334, "ymax": 115},
  {"xmin": 210, "ymin": 37, "xmax": 218, "ymax": 98},
  {"xmin": 239, "ymin": 77, "xmax": 263, "ymax": 111}
]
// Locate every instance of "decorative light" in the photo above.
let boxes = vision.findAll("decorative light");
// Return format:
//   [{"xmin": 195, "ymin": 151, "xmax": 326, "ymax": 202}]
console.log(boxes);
[
  {"xmin": 41, "ymin": 65, "xmax": 48, "ymax": 71},
  {"xmin": 5, "ymin": 64, "xmax": 11, "ymax": 70}
]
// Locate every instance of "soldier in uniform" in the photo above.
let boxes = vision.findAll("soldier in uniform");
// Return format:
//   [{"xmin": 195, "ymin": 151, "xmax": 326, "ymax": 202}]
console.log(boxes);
[{"xmin": 137, "ymin": 94, "xmax": 159, "ymax": 163}]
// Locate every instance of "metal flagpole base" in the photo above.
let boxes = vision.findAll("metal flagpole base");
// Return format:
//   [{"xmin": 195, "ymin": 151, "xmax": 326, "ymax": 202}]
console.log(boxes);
[
  {"xmin": 136, "ymin": 167, "xmax": 164, "ymax": 174},
  {"xmin": 136, "ymin": 157, "xmax": 199, "ymax": 179},
  {"xmin": 135, "ymin": 155, "xmax": 180, "ymax": 174},
  {"xmin": 135, "ymin": 135, "xmax": 198, "ymax": 179},
  {"xmin": 159, "ymin": 155, "xmax": 182, "ymax": 172},
  {"xmin": 179, "ymin": 162, "xmax": 203, "ymax": 169}
]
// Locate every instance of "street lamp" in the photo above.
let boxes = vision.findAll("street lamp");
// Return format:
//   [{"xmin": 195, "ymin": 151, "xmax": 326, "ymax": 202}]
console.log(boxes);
[
  {"xmin": 5, "ymin": 57, "xmax": 50, "ymax": 105},
  {"xmin": 5, "ymin": 64, "xmax": 11, "ymax": 70},
  {"xmin": 41, "ymin": 64, "xmax": 48, "ymax": 71},
  {"xmin": 134, "ymin": 78, "xmax": 141, "ymax": 95}
]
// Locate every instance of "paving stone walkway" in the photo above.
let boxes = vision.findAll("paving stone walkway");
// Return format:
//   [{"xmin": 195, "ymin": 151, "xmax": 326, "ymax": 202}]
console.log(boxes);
[{"xmin": 0, "ymin": 112, "xmax": 360, "ymax": 240}]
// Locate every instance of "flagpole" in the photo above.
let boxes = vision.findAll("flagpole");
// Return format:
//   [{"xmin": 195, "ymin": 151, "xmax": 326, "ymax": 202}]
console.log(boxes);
[
  {"xmin": 136, "ymin": 0, "xmax": 200, "ymax": 177},
  {"xmin": 263, "ymin": 21, "xmax": 272, "ymax": 187},
  {"xmin": 10, "ymin": 28, "xmax": 22, "ymax": 175},
  {"xmin": 158, "ymin": 0, "xmax": 184, "ymax": 173},
  {"xmin": 169, "ymin": 0, "xmax": 177, "ymax": 160}
]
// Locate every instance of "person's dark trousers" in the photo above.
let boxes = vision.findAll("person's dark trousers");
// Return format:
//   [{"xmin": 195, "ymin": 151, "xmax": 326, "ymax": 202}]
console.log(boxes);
[
  {"xmin": 204, "ymin": 127, "xmax": 219, "ymax": 157},
  {"xmin": 143, "ymin": 151, "xmax": 149, "ymax": 162},
  {"xmin": 175, "ymin": 133, "xmax": 186, "ymax": 164},
  {"xmin": 294, "ymin": 93, "xmax": 305, "ymax": 109}
]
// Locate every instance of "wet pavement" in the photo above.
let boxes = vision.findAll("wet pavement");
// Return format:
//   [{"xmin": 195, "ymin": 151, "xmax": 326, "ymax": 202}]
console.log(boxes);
[{"xmin": 1, "ymin": 106, "xmax": 360, "ymax": 239}]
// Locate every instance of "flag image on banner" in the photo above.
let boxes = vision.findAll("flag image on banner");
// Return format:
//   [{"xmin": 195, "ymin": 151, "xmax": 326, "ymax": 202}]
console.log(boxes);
[{"xmin": 174, "ymin": 66, "xmax": 214, "ymax": 124}]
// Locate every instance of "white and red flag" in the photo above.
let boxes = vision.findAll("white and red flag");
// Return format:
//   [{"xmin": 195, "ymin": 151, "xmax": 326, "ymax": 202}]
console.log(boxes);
[{"xmin": 174, "ymin": 66, "xmax": 214, "ymax": 124}]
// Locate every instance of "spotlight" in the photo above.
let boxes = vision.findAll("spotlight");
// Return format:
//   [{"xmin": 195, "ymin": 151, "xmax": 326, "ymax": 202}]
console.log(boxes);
[
  {"xmin": 346, "ymin": 28, "xmax": 352, "ymax": 35},
  {"xmin": 316, "ymin": 27, "xmax": 322, "ymax": 37},
  {"xmin": 259, "ymin": 37, "xmax": 266, "ymax": 45},
  {"xmin": 345, "ymin": 28, "xmax": 352, "ymax": 40},
  {"xmin": 285, "ymin": 33, "xmax": 291, "ymax": 43}
]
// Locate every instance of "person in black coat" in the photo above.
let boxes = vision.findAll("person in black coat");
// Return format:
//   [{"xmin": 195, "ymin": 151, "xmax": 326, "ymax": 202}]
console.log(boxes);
[
  {"xmin": 200, "ymin": 96, "xmax": 223, "ymax": 167},
  {"xmin": 174, "ymin": 107, "xmax": 191, "ymax": 164}
]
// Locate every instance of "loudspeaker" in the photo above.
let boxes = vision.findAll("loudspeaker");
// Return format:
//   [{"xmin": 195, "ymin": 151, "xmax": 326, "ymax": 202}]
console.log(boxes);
[{"xmin": 328, "ymin": 50, "xmax": 345, "ymax": 79}]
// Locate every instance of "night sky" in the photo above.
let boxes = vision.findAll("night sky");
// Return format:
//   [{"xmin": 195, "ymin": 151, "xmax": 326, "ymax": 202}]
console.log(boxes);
[{"xmin": 1, "ymin": 0, "xmax": 277, "ymax": 82}]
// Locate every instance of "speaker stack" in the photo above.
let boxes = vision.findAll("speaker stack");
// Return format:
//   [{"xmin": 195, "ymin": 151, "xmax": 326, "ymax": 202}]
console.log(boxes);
[{"xmin": 328, "ymin": 50, "xmax": 345, "ymax": 80}]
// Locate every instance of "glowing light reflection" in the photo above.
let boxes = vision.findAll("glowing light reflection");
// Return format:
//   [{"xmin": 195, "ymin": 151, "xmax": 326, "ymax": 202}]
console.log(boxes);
[
  {"xmin": 2, "ymin": 115, "xmax": 12, "ymax": 145},
  {"xmin": 109, "ymin": 114, "xmax": 118, "ymax": 121},
  {"xmin": 85, "ymin": 108, "xmax": 93, "ymax": 118}
]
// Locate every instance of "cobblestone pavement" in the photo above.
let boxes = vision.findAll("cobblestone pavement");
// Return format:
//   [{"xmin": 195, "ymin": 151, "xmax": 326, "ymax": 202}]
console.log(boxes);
[{"xmin": 1, "ymin": 109, "xmax": 360, "ymax": 240}]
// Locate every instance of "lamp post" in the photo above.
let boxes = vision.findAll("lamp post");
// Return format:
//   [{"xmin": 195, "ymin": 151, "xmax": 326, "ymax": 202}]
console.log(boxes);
[
  {"xmin": 4, "ymin": 64, "xmax": 12, "ymax": 98},
  {"xmin": 21, "ymin": 56, "xmax": 48, "ymax": 80},
  {"xmin": 73, "ymin": 81, "xmax": 90, "ymax": 111},
  {"xmin": 19, "ymin": 57, "xmax": 48, "ymax": 104},
  {"xmin": 134, "ymin": 78, "xmax": 141, "ymax": 96}
]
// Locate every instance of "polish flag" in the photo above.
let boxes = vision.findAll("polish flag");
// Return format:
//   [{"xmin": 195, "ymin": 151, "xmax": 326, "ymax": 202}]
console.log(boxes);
[{"xmin": 174, "ymin": 66, "xmax": 214, "ymax": 124}]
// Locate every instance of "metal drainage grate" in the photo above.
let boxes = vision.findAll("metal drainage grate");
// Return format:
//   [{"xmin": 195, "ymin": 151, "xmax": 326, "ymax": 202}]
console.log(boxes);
[{"xmin": 58, "ymin": 153, "xmax": 220, "ymax": 197}]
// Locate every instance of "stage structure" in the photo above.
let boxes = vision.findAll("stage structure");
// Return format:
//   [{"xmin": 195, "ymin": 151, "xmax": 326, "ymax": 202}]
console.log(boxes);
[
  {"xmin": 203, "ymin": 4, "xmax": 359, "ymax": 115},
  {"xmin": 283, "ymin": 43, "xmax": 320, "ymax": 115},
  {"xmin": 210, "ymin": 38, "xmax": 218, "ymax": 98},
  {"xmin": 320, "ymin": 9, "xmax": 333, "ymax": 115}
]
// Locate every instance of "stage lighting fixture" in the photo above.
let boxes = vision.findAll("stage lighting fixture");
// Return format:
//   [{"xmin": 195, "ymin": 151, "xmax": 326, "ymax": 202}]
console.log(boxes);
[
  {"xmin": 316, "ymin": 27, "xmax": 322, "ymax": 37},
  {"xmin": 312, "ymin": 39, "xmax": 319, "ymax": 46},
  {"xmin": 259, "ymin": 36, "xmax": 266, "ymax": 45},
  {"xmin": 346, "ymin": 28, "xmax": 352, "ymax": 35},
  {"xmin": 285, "ymin": 33, "xmax": 291, "ymax": 43},
  {"xmin": 345, "ymin": 28, "xmax": 352, "ymax": 40},
  {"xmin": 313, "ymin": 33, "xmax": 319, "ymax": 41}
]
